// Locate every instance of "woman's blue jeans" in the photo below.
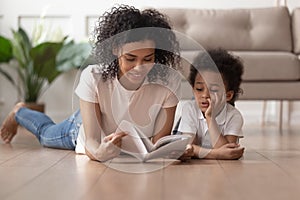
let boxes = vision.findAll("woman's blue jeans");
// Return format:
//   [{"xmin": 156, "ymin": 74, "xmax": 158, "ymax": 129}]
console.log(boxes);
[{"xmin": 15, "ymin": 108, "xmax": 82, "ymax": 150}]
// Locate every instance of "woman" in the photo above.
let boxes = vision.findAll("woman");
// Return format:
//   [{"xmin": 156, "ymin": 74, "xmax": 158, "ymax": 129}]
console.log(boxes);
[{"xmin": 0, "ymin": 5, "xmax": 182, "ymax": 162}]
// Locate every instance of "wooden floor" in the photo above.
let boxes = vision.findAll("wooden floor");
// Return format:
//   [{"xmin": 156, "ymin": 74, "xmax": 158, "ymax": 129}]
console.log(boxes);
[{"xmin": 1, "ymin": 125, "xmax": 300, "ymax": 200}]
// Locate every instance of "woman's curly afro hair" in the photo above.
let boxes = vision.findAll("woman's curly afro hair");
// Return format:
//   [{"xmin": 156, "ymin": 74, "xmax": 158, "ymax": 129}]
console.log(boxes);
[{"xmin": 91, "ymin": 5, "xmax": 180, "ymax": 82}]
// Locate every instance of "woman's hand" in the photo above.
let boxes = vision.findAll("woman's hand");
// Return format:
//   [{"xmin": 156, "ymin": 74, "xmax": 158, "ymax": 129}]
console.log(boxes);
[
  {"xmin": 103, "ymin": 132, "xmax": 127, "ymax": 147},
  {"xmin": 94, "ymin": 132, "xmax": 127, "ymax": 162},
  {"xmin": 214, "ymin": 143, "xmax": 245, "ymax": 160}
]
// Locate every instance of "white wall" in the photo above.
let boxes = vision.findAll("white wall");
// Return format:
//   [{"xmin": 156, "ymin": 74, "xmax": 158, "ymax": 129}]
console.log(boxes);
[{"xmin": 1, "ymin": 0, "xmax": 300, "ymax": 126}]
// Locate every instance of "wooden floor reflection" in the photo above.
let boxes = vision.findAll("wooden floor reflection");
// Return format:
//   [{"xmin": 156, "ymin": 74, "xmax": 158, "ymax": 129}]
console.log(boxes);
[{"xmin": 1, "ymin": 125, "xmax": 300, "ymax": 200}]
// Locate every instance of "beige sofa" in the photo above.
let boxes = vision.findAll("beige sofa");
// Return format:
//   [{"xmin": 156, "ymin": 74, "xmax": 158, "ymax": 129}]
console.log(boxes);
[{"xmin": 160, "ymin": 7, "xmax": 300, "ymax": 101}]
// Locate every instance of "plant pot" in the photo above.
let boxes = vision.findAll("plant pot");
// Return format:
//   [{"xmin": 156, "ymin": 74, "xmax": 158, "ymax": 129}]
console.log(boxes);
[{"xmin": 25, "ymin": 103, "xmax": 45, "ymax": 113}]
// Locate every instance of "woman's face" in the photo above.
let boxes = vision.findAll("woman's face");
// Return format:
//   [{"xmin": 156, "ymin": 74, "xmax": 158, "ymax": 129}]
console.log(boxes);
[{"xmin": 115, "ymin": 40, "xmax": 155, "ymax": 85}]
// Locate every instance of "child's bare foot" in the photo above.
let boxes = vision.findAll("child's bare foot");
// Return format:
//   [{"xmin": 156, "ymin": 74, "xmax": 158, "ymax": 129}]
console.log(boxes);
[{"xmin": 0, "ymin": 102, "xmax": 25, "ymax": 143}]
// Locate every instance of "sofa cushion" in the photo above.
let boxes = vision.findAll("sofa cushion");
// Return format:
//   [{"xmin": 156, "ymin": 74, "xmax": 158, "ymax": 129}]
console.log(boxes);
[
  {"xmin": 161, "ymin": 7, "xmax": 292, "ymax": 51},
  {"xmin": 179, "ymin": 75, "xmax": 300, "ymax": 101},
  {"xmin": 240, "ymin": 82, "xmax": 300, "ymax": 100},
  {"xmin": 180, "ymin": 51, "xmax": 300, "ymax": 82},
  {"xmin": 234, "ymin": 51, "xmax": 300, "ymax": 81},
  {"xmin": 292, "ymin": 8, "xmax": 300, "ymax": 54}
]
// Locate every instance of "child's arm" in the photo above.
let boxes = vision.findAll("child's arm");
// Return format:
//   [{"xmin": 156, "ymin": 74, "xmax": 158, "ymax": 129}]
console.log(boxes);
[
  {"xmin": 180, "ymin": 132, "xmax": 244, "ymax": 160},
  {"xmin": 205, "ymin": 117, "xmax": 229, "ymax": 148},
  {"xmin": 192, "ymin": 143, "xmax": 244, "ymax": 160},
  {"xmin": 205, "ymin": 118, "xmax": 240, "ymax": 146},
  {"xmin": 205, "ymin": 95, "xmax": 241, "ymax": 148}
]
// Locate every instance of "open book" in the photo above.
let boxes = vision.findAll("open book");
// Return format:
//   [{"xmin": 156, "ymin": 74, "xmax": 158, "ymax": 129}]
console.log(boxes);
[{"xmin": 117, "ymin": 120, "xmax": 192, "ymax": 162}]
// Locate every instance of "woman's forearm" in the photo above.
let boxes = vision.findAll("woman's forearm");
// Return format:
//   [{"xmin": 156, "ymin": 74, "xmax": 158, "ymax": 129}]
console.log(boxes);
[{"xmin": 84, "ymin": 138, "xmax": 101, "ymax": 160}]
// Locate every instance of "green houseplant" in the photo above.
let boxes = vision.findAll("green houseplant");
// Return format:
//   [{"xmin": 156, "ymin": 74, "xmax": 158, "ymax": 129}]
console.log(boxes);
[{"xmin": 0, "ymin": 27, "xmax": 91, "ymax": 111}]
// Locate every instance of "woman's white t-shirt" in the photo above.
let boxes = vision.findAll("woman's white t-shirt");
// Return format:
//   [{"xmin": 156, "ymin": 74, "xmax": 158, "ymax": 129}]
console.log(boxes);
[
  {"xmin": 74, "ymin": 65, "xmax": 181, "ymax": 153},
  {"xmin": 178, "ymin": 100, "xmax": 243, "ymax": 149}
]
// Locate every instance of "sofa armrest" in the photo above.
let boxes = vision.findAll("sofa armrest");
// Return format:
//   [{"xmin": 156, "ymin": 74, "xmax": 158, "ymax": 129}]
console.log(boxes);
[{"xmin": 292, "ymin": 8, "xmax": 300, "ymax": 54}]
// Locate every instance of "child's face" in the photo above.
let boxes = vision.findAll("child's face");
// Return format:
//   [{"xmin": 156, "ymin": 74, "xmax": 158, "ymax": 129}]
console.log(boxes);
[
  {"xmin": 193, "ymin": 71, "xmax": 226, "ymax": 114},
  {"xmin": 115, "ymin": 40, "xmax": 155, "ymax": 84}
]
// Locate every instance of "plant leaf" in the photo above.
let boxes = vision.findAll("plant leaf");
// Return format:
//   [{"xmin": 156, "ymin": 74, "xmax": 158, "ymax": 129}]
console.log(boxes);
[
  {"xmin": 0, "ymin": 36, "xmax": 13, "ymax": 63},
  {"xmin": 0, "ymin": 66, "xmax": 16, "ymax": 86},
  {"xmin": 56, "ymin": 42, "xmax": 92, "ymax": 71},
  {"xmin": 80, "ymin": 54, "xmax": 98, "ymax": 70},
  {"xmin": 11, "ymin": 28, "xmax": 32, "ymax": 68},
  {"xmin": 18, "ymin": 27, "xmax": 32, "ymax": 56},
  {"xmin": 30, "ymin": 42, "xmax": 63, "ymax": 84}
]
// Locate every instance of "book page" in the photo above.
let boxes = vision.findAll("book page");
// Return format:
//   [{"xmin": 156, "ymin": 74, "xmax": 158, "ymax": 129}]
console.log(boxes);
[
  {"xmin": 117, "ymin": 120, "xmax": 148, "ymax": 155},
  {"xmin": 152, "ymin": 135, "xmax": 191, "ymax": 151},
  {"xmin": 117, "ymin": 121, "xmax": 192, "ymax": 162},
  {"xmin": 139, "ymin": 134, "xmax": 155, "ymax": 153},
  {"xmin": 144, "ymin": 136, "xmax": 191, "ymax": 161}
]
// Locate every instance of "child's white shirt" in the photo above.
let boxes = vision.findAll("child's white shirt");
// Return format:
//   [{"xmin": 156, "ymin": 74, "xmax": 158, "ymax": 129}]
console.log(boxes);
[{"xmin": 178, "ymin": 100, "xmax": 243, "ymax": 149}]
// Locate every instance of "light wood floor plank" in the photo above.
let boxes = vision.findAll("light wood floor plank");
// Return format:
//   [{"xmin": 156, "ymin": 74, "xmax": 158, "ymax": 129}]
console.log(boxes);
[
  {"xmin": 258, "ymin": 150, "xmax": 300, "ymax": 182},
  {"xmin": 4, "ymin": 153, "xmax": 107, "ymax": 200},
  {"xmin": 0, "ymin": 144, "xmax": 32, "ymax": 163},
  {"xmin": 83, "ymin": 157, "xmax": 164, "ymax": 200},
  {"xmin": 219, "ymin": 151, "xmax": 300, "ymax": 200},
  {"xmin": 0, "ymin": 125, "xmax": 300, "ymax": 200},
  {"xmin": 0, "ymin": 147, "xmax": 71, "ymax": 199},
  {"xmin": 162, "ymin": 160, "xmax": 240, "ymax": 200}
]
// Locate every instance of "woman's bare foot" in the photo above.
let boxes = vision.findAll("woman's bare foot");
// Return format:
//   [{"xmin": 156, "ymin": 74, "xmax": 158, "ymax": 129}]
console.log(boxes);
[{"xmin": 0, "ymin": 102, "xmax": 26, "ymax": 143}]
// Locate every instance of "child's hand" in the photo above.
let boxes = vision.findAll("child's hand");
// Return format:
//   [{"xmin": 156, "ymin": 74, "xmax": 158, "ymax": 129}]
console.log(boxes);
[
  {"xmin": 179, "ymin": 144, "xmax": 194, "ymax": 161},
  {"xmin": 215, "ymin": 143, "xmax": 245, "ymax": 160},
  {"xmin": 205, "ymin": 97, "xmax": 213, "ymax": 118},
  {"xmin": 205, "ymin": 92, "xmax": 225, "ymax": 118}
]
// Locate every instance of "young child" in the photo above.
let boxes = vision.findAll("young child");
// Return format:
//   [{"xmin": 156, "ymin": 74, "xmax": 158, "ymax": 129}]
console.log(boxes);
[{"xmin": 178, "ymin": 49, "xmax": 245, "ymax": 160}]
